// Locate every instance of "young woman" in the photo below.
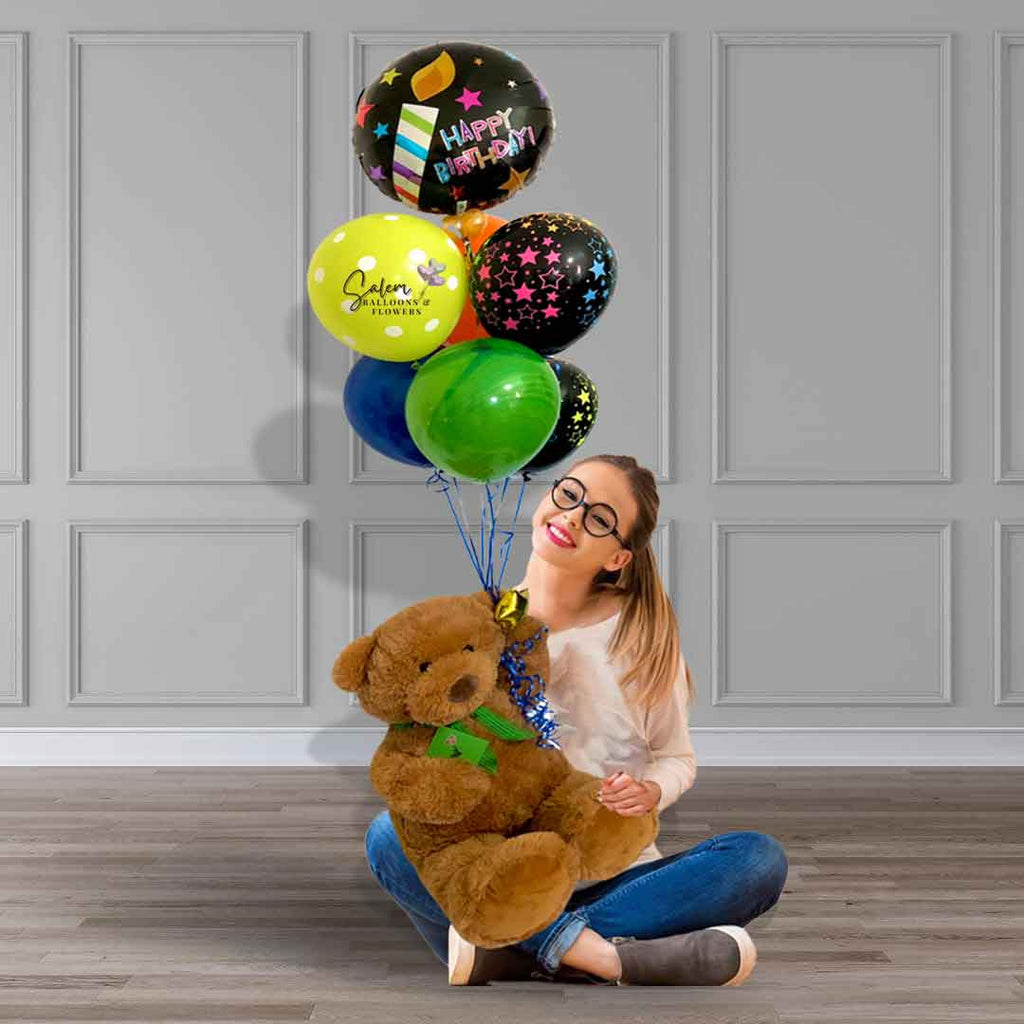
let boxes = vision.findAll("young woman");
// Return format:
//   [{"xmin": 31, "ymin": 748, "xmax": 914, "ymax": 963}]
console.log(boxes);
[{"xmin": 364, "ymin": 454, "xmax": 788, "ymax": 986}]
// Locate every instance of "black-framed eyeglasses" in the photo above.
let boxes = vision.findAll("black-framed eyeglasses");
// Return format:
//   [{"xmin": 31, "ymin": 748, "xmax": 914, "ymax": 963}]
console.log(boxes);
[{"xmin": 551, "ymin": 477, "xmax": 631, "ymax": 549}]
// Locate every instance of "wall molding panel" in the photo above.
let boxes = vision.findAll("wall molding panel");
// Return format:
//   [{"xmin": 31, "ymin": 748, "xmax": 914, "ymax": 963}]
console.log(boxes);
[
  {"xmin": 0, "ymin": 34, "xmax": 26, "ymax": 484},
  {"xmin": 347, "ymin": 517, "xmax": 673, "ymax": 705},
  {"xmin": 345, "ymin": 32, "xmax": 672, "ymax": 484},
  {"xmin": 994, "ymin": 520, "xmax": 1024, "ymax": 704},
  {"xmin": 67, "ymin": 519, "xmax": 308, "ymax": 705},
  {"xmin": 711, "ymin": 32, "xmax": 952, "ymax": 483},
  {"xmin": 711, "ymin": 520, "xmax": 953, "ymax": 705},
  {"xmin": 348, "ymin": 515, "xmax": 674, "ymax": 635},
  {"xmin": 994, "ymin": 33, "xmax": 1024, "ymax": 483},
  {"xmin": 0, "ymin": 519, "xmax": 27, "ymax": 706},
  {"xmin": 67, "ymin": 31, "xmax": 309, "ymax": 483}
]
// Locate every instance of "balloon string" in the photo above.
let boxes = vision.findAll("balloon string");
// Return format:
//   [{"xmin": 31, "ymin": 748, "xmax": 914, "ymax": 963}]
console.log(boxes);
[
  {"xmin": 489, "ymin": 476, "xmax": 511, "ymax": 593},
  {"xmin": 426, "ymin": 469, "xmax": 485, "ymax": 589},
  {"xmin": 479, "ymin": 485, "xmax": 487, "ymax": 592},
  {"xmin": 451, "ymin": 475, "xmax": 484, "ymax": 584},
  {"xmin": 424, "ymin": 470, "xmax": 531, "ymax": 600},
  {"xmin": 496, "ymin": 472, "xmax": 530, "ymax": 592},
  {"xmin": 484, "ymin": 481, "xmax": 500, "ymax": 595}
]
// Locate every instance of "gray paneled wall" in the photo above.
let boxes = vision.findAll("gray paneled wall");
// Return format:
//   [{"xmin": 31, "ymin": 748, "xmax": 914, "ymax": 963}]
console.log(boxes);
[{"xmin": 0, "ymin": 0, "xmax": 1022, "ymax": 763}]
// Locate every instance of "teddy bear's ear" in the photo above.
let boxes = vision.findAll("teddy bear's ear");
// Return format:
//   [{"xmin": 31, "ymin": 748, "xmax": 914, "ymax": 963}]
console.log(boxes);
[{"xmin": 332, "ymin": 633, "xmax": 376, "ymax": 693}]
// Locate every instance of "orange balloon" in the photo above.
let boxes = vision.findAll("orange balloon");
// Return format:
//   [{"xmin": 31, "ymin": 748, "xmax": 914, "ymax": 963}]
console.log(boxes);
[
  {"xmin": 460, "ymin": 209, "xmax": 488, "ymax": 239},
  {"xmin": 444, "ymin": 214, "xmax": 506, "ymax": 347}
]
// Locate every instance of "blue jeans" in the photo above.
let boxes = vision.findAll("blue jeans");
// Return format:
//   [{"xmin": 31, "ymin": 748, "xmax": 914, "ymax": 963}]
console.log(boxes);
[{"xmin": 364, "ymin": 808, "xmax": 789, "ymax": 974}]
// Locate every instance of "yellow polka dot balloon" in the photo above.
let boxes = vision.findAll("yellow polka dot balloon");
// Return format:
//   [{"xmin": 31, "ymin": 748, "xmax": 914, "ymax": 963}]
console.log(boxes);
[{"xmin": 307, "ymin": 212, "xmax": 468, "ymax": 361}]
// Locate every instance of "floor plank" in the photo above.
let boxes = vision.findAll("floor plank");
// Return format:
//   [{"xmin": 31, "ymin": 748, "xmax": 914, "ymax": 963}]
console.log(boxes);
[{"xmin": 0, "ymin": 767, "xmax": 1021, "ymax": 1023}]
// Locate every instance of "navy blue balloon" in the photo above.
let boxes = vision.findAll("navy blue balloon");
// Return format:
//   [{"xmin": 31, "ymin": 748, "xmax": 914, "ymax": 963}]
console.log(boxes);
[{"xmin": 344, "ymin": 355, "xmax": 432, "ymax": 468}]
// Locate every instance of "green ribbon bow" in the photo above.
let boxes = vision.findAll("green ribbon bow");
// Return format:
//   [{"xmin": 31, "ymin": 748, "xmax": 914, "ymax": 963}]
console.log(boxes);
[{"xmin": 391, "ymin": 705, "xmax": 535, "ymax": 775}]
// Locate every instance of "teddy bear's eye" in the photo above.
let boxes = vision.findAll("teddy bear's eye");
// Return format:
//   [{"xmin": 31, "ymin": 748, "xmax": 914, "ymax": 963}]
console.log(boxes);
[
  {"xmin": 419, "ymin": 661, "xmax": 431, "ymax": 673},
  {"xmin": 463, "ymin": 644, "xmax": 474, "ymax": 652}
]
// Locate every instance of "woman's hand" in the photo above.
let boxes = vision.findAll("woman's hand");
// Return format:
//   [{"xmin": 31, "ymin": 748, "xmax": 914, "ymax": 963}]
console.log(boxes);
[{"xmin": 596, "ymin": 771, "xmax": 660, "ymax": 816}]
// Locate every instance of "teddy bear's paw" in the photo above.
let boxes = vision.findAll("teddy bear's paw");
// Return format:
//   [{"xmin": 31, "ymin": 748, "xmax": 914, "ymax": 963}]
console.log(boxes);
[
  {"xmin": 572, "ymin": 806, "xmax": 660, "ymax": 882},
  {"xmin": 456, "ymin": 832, "xmax": 578, "ymax": 948}
]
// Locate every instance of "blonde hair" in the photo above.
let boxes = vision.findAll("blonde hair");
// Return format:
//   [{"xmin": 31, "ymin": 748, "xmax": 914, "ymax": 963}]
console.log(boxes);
[{"xmin": 572, "ymin": 454, "xmax": 694, "ymax": 713}]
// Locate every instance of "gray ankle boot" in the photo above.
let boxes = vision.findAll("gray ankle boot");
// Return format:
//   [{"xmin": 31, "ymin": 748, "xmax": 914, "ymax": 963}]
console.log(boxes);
[{"xmin": 610, "ymin": 925, "xmax": 758, "ymax": 986}]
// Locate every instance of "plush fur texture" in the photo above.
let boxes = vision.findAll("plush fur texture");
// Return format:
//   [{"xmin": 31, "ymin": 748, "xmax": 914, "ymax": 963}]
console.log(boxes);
[{"xmin": 334, "ymin": 589, "xmax": 659, "ymax": 948}]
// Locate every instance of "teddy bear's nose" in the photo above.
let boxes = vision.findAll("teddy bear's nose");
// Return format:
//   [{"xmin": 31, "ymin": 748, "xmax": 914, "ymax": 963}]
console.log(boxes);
[{"xmin": 447, "ymin": 674, "xmax": 479, "ymax": 703}]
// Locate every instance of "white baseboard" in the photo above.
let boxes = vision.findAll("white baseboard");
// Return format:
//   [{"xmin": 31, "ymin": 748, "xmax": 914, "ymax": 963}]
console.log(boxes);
[{"xmin": 0, "ymin": 727, "xmax": 1022, "ymax": 766}]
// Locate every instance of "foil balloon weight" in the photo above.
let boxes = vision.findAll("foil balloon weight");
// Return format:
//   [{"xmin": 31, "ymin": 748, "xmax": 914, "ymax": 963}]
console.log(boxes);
[
  {"xmin": 469, "ymin": 212, "xmax": 617, "ymax": 356},
  {"xmin": 353, "ymin": 41, "xmax": 555, "ymax": 215},
  {"xmin": 307, "ymin": 212, "xmax": 468, "ymax": 361},
  {"xmin": 404, "ymin": 337, "xmax": 561, "ymax": 482},
  {"xmin": 520, "ymin": 357, "xmax": 599, "ymax": 475}
]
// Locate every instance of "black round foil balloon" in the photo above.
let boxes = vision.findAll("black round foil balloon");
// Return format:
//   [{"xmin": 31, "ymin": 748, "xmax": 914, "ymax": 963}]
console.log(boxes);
[
  {"xmin": 521, "ymin": 358, "xmax": 598, "ymax": 475},
  {"xmin": 469, "ymin": 212, "xmax": 617, "ymax": 356},
  {"xmin": 353, "ymin": 41, "xmax": 555, "ymax": 215}
]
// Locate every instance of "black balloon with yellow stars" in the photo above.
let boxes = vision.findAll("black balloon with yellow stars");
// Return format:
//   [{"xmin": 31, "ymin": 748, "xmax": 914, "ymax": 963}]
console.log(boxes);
[
  {"xmin": 353, "ymin": 41, "xmax": 555, "ymax": 215},
  {"xmin": 521, "ymin": 358, "xmax": 598, "ymax": 475}
]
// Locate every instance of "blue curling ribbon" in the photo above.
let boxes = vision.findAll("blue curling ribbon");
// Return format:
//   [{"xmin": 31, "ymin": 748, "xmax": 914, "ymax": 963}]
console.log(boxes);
[
  {"xmin": 425, "ymin": 468, "xmax": 488, "ymax": 594},
  {"xmin": 424, "ymin": 468, "xmax": 532, "ymax": 604},
  {"xmin": 499, "ymin": 623, "xmax": 561, "ymax": 750}
]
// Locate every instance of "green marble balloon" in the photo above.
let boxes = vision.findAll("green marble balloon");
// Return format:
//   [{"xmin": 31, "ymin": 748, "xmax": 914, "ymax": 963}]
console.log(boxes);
[{"xmin": 405, "ymin": 337, "xmax": 561, "ymax": 482}]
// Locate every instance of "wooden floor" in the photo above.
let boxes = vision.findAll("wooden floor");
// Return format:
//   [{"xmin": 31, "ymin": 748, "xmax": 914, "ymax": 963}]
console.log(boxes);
[{"xmin": 0, "ymin": 767, "xmax": 1021, "ymax": 1023}]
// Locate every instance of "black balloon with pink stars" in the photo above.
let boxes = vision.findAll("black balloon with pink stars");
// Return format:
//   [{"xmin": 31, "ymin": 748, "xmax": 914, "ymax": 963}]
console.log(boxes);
[{"xmin": 469, "ymin": 212, "xmax": 617, "ymax": 356}]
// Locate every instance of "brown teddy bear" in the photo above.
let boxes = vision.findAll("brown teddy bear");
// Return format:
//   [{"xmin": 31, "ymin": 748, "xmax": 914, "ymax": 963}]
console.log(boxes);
[{"xmin": 333, "ymin": 588, "xmax": 659, "ymax": 948}]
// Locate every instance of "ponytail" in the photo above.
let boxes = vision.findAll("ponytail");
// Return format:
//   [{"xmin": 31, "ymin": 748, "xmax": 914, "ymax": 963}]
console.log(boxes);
[{"xmin": 577, "ymin": 455, "xmax": 694, "ymax": 712}]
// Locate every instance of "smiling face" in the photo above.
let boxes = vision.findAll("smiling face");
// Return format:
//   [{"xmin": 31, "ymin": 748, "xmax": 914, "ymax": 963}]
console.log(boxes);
[{"xmin": 530, "ymin": 459, "xmax": 638, "ymax": 578}]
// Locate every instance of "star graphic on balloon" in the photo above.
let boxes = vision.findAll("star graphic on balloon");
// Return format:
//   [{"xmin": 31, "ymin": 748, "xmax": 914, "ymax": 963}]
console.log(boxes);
[
  {"xmin": 519, "ymin": 246, "xmax": 539, "ymax": 266},
  {"xmin": 494, "ymin": 265, "xmax": 517, "ymax": 287},
  {"xmin": 544, "ymin": 251, "xmax": 561, "ymax": 265},
  {"xmin": 542, "ymin": 236, "xmax": 554, "ymax": 245},
  {"xmin": 369, "ymin": 164, "xmax": 385, "ymax": 181},
  {"xmin": 578, "ymin": 389, "xmax": 591, "ymax": 405},
  {"xmin": 572, "ymin": 411, "xmax": 584, "ymax": 423},
  {"xmin": 373, "ymin": 122, "xmax": 390, "ymax": 139},
  {"xmin": 514, "ymin": 283, "xmax": 535, "ymax": 302},
  {"xmin": 542, "ymin": 304, "xmax": 560, "ymax": 319},
  {"xmin": 590, "ymin": 258, "xmax": 606, "ymax": 279},
  {"xmin": 503, "ymin": 316, "xmax": 517, "ymax": 329},
  {"xmin": 455, "ymin": 87, "xmax": 483, "ymax": 111},
  {"xmin": 583, "ymin": 288, "xmax": 598, "ymax": 302},
  {"xmin": 473, "ymin": 57, "xmax": 484, "ymax": 66},
  {"xmin": 499, "ymin": 165, "xmax": 530, "ymax": 194},
  {"xmin": 355, "ymin": 101, "xmax": 375, "ymax": 127},
  {"xmin": 478, "ymin": 264, "xmax": 491, "ymax": 280},
  {"xmin": 379, "ymin": 68, "xmax": 402, "ymax": 86},
  {"xmin": 539, "ymin": 266, "xmax": 564, "ymax": 288},
  {"xmin": 475, "ymin": 290, "xmax": 485, "ymax": 303},
  {"xmin": 507, "ymin": 79, "xmax": 518, "ymax": 88}
]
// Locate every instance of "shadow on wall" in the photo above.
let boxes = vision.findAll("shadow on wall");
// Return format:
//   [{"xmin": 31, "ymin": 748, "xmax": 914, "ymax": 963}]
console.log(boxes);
[{"xmin": 251, "ymin": 306, "xmax": 519, "ymax": 762}]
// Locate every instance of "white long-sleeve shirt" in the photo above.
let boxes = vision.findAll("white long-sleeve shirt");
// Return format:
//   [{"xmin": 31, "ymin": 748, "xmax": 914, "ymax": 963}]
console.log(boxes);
[{"xmin": 543, "ymin": 609, "xmax": 698, "ymax": 889}]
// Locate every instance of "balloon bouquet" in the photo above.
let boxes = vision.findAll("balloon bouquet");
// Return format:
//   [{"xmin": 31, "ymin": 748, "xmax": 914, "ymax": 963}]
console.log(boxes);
[{"xmin": 307, "ymin": 41, "xmax": 617, "ymax": 600}]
